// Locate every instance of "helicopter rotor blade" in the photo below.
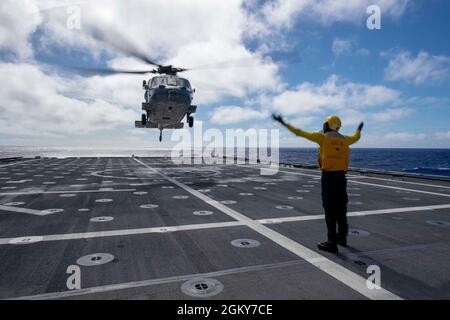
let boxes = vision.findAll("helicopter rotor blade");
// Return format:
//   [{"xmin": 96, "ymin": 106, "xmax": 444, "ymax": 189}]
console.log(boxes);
[
  {"xmin": 68, "ymin": 66, "xmax": 157, "ymax": 75},
  {"xmin": 90, "ymin": 27, "xmax": 162, "ymax": 67},
  {"xmin": 182, "ymin": 50, "xmax": 302, "ymax": 72}
]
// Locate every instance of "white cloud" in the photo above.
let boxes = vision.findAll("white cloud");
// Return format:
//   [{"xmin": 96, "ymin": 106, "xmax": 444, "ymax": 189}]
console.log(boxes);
[
  {"xmin": 434, "ymin": 131, "xmax": 450, "ymax": 140},
  {"xmin": 384, "ymin": 50, "xmax": 450, "ymax": 85},
  {"xmin": 261, "ymin": 0, "xmax": 409, "ymax": 28},
  {"xmin": 0, "ymin": 0, "xmax": 42, "ymax": 58},
  {"xmin": 210, "ymin": 106, "xmax": 268, "ymax": 125},
  {"xmin": 370, "ymin": 107, "xmax": 413, "ymax": 122},
  {"xmin": 290, "ymin": 116, "xmax": 316, "ymax": 127},
  {"xmin": 332, "ymin": 38, "xmax": 369, "ymax": 57},
  {"xmin": 0, "ymin": 63, "xmax": 136, "ymax": 137},
  {"xmin": 384, "ymin": 132, "xmax": 426, "ymax": 141},
  {"xmin": 33, "ymin": 0, "xmax": 283, "ymax": 104},
  {"xmin": 271, "ymin": 75, "xmax": 401, "ymax": 116}
]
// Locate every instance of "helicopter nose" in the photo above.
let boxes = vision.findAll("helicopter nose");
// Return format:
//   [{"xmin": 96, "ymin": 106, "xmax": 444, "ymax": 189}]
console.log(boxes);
[{"xmin": 168, "ymin": 90, "xmax": 178, "ymax": 101}]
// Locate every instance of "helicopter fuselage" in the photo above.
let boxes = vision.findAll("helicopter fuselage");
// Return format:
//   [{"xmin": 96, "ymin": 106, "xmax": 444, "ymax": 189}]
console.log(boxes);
[{"xmin": 136, "ymin": 75, "xmax": 196, "ymax": 129}]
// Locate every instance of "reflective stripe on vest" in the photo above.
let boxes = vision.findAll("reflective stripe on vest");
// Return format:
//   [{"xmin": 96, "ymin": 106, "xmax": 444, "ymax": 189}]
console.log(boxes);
[{"xmin": 319, "ymin": 131, "xmax": 349, "ymax": 172}]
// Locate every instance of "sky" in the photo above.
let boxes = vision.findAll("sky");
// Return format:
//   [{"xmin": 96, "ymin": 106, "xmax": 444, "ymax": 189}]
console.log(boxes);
[{"xmin": 0, "ymin": 0, "xmax": 449, "ymax": 148}]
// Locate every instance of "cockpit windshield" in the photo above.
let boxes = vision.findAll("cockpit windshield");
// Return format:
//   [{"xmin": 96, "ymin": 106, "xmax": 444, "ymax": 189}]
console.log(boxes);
[{"xmin": 150, "ymin": 77, "xmax": 191, "ymax": 89}]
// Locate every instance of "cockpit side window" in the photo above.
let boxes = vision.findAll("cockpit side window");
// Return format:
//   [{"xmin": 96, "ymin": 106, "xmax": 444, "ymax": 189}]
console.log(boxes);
[
  {"xmin": 181, "ymin": 79, "xmax": 191, "ymax": 90},
  {"xmin": 151, "ymin": 77, "xmax": 166, "ymax": 87},
  {"xmin": 167, "ymin": 77, "xmax": 177, "ymax": 86}
]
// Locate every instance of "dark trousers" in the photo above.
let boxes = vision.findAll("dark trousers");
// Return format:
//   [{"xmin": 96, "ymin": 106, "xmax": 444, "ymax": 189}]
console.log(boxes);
[{"xmin": 321, "ymin": 171, "xmax": 348, "ymax": 244}]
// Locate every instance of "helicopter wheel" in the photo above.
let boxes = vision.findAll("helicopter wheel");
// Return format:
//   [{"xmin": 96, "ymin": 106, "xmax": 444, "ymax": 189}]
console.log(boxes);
[
  {"xmin": 141, "ymin": 114, "xmax": 147, "ymax": 125},
  {"xmin": 188, "ymin": 116, "xmax": 194, "ymax": 128}
]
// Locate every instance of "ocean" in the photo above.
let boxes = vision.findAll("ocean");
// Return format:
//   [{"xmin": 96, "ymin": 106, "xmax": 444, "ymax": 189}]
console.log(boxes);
[{"xmin": 1, "ymin": 147, "xmax": 449, "ymax": 177}]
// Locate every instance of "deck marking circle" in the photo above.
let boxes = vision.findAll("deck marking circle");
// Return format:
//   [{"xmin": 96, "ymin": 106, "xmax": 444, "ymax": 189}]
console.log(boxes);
[
  {"xmin": 349, "ymin": 201, "xmax": 363, "ymax": 205},
  {"xmin": 95, "ymin": 198, "xmax": 113, "ymax": 203},
  {"xmin": 161, "ymin": 186, "xmax": 174, "ymax": 189},
  {"xmin": 78, "ymin": 208, "xmax": 90, "ymax": 212},
  {"xmin": 296, "ymin": 189, "xmax": 310, "ymax": 193},
  {"xmin": 302, "ymin": 185, "xmax": 314, "ymax": 188},
  {"xmin": 193, "ymin": 210, "xmax": 214, "ymax": 216},
  {"xmin": 239, "ymin": 193, "xmax": 253, "ymax": 196},
  {"xmin": 43, "ymin": 182, "xmax": 56, "ymax": 185},
  {"xmin": 288, "ymin": 196, "xmax": 303, "ymax": 200},
  {"xmin": 181, "ymin": 278, "xmax": 224, "ymax": 298},
  {"xmin": 140, "ymin": 204, "xmax": 159, "ymax": 209},
  {"xmin": 276, "ymin": 205, "xmax": 294, "ymax": 210},
  {"xmin": 8, "ymin": 236, "xmax": 43, "ymax": 245},
  {"xmin": 216, "ymin": 184, "xmax": 228, "ymax": 187},
  {"xmin": 253, "ymin": 187, "xmax": 267, "ymax": 190},
  {"xmin": 396, "ymin": 190, "xmax": 410, "ymax": 194},
  {"xmin": 348, "ymin": 228, "xmax": 370, "ymax": 237},
  {"xmin": 426, "ymin": 220, "xmax": 450, "ymax": 228},
  {"xmin": 173, "ymin": 195, "xmax": 189, "ymax": 199},
  {"xmin": 220, "ymin": 200, "xmax": 236, "ymax": 205},
  {"xmin": 90, "ymin": 216, "xmax": 114, "ymax": 222},
  {"xmin": 59, "ymin": 194, "xmax": 76, "ymax": 198},
  {"xmin": 348, "ymin": 193, "xmax": 361, "ymax": 197},
  {"xmin": 197, "ymin": 189, "xmax": 211, "ymax": 193},
  {"xmin": 77, "ymin": 253, "xmax": 115, "ymax": 266},
  {"xmin": 133, "ymin": 191, "xmax": 148, "ymax": 195},
  {"xmin": 231, "ymin": 239, "xmax": 261, "ymax": 248},
  {"xmin": 41, "ymin": 208, "xmax": 64, "ymax": 214}
]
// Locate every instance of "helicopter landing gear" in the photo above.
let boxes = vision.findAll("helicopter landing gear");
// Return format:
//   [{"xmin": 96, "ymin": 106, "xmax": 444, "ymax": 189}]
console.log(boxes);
[
  {"xmin": 141, "ymin": 114, "xmax": 147, "ymax": 126},
  {"xmin": 188, "ymin": 115, "xmax": 194, "ymax": 128},
  {"xmin": 159, "ymin": 129, "xmax": 162, "ymax": 142}
]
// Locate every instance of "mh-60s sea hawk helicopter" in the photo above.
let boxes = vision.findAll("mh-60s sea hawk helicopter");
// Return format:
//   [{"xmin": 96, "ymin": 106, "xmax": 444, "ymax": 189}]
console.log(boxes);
[
  {"xmin": 74, "ymin": 55, "xmax": 198, "ymax": 142},
  {"xmin": 55, "ymin": 28, "xmax": 301, "ymax": 142},
  {"xmin": 136, "ymin": 65, "xmax": 197, "ymax": 142}
]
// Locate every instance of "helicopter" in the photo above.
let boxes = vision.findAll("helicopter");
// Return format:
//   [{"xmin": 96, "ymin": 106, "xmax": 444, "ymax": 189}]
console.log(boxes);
[
  {"xmin": 54, "ymin": 28, "xmax": 301, "ymax": 142},
  {"xmin": 133, "ymin": 65, "xmax": 197, "ymax": 142},
  {"xmin": 75, "ymin": 60, "xmax": 198, "ymax": 142}
]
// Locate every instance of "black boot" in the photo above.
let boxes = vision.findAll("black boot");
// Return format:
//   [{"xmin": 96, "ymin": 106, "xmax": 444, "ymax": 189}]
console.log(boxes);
[{"xmin": 317, "ymin": 241, "xmax": 338, "ymax": 253}]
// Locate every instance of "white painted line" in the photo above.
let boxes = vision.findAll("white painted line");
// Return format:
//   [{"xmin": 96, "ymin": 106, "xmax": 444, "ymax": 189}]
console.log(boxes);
[
  {"xmin": 2, "ymin": 203, "xmax": 447, "ymax": 244},
  {"xmin": 348, "ymin": 180, "xmax": 450, "ymax": 198},
  {"xmin": 0, "ymin": 159, "xmax": 39, "ymax": 168},
  {"xmin": 279, "ymin": 165, "xmax": 450, "ymax": 189},
  {"xmin": 134, "ymin": 158, "xmax": 402, "ymax": 300},
  {"xmin": 0, "ymin": 221, "xmax": 243, "ymax": 245},
  {"xmin": 0, "ymin": 205, "xmax": 54, "ymax": 216},
  {"xmin": 352, "ymin": 175, "xmax": 450, "ymax": 189},
  {"xmin": 239, "ymin": 164, "xmax": 450, "ymax": 198},
  {"xmin": 0, "ymin": 189, "xmax": 136, "ymax": 196},
  {"xmin": 261, "ymin": 204, "xmax": 450, "ymax": 224},
  {"xmin": 8, "ymin": 259, "xmax": 306, "ymax": 300}
]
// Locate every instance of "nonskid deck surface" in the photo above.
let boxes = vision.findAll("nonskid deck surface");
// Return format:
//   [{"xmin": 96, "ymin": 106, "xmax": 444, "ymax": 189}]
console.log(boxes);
[{"xmin": 0, "ymin": 157, "xmax": 449, "ymax": 300}]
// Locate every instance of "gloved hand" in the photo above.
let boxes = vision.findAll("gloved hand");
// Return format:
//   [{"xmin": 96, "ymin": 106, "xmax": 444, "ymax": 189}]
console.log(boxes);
[
  {"xmin": 358, "ymin": 122, "xmax": 364, "ymax": 131},
  {"xmin": 272, "ymin": 113, "xmax": 286, "ymax": 126}
]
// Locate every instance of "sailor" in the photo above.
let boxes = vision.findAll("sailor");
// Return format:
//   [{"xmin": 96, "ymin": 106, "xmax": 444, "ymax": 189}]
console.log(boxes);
[{"xmin": 272, "ymin": 114, "xmax": 364, "ymax": 253}]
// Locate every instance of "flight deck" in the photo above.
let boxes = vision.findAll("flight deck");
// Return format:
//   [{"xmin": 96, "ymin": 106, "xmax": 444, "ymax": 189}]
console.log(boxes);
[{"xmin": 0, "ymin": 157, "xmax": 449, "ymax": 300}]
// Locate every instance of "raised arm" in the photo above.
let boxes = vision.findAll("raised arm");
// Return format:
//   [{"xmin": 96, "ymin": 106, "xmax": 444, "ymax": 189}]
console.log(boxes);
[
  {"xmin": 345, "ymin": 122, "xmax": 364, "ymax": 145},
  {"xmin": 272, "ymin": 114, "xmax": 323, "ymax": 145}
]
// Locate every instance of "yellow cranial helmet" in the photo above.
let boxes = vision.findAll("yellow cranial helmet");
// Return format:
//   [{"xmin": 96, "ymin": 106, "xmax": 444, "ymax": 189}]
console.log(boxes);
[{"xmin": 325, "ymin": 115, "xmax": 341, "ymax": 131}]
